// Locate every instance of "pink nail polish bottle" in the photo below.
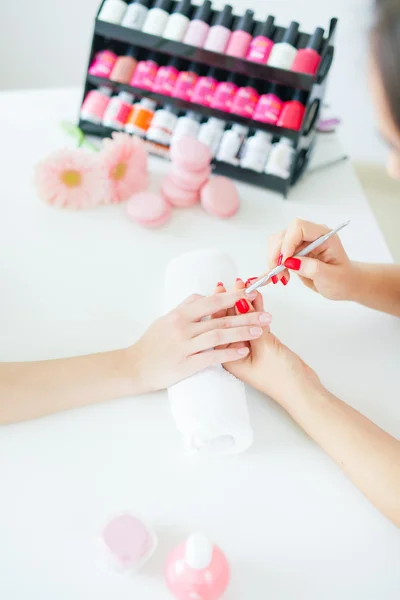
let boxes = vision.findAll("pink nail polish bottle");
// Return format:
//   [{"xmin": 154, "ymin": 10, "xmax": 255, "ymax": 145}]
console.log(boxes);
[
  {"xmin": 225, "ymin": 9, "xmax": 254, "ymax": 58},
  {"xmin": 253, "ymin": 83, "xmax": 284, "ymax": 124},
  {"xmin": 172, "ymin": 62, "xmax": 202, "ymax": 101},
  {"xmin": 80, "ymin": 87, "xmax": 112, "ymax": 124},
  {"xmin": 203, "ymin": 4, "xmax": 233, "ymax": 53},
  {"xmin": 88, "ymin": 49, "xmax": 118, "ymax": 78},
  {"xmin": 130, "ymin": 52, "xmax": 159, "ymax": 90},
  {"xmin": 191, "ymin": 68, "xmax": 220, "ymax": 107},
  {"xmin": 165, "ymin": 533, "xmax": 230, "ymax": 600},
  {"xmin": 246, "ymin": 15, "xmax": 275, "ymax": 64},
  {"xmin": 209, "ymin": 73, "xmax": 238, "ymax": 112},
  {"xmin": 152, "ymin": 57, "xmax": 181, "ymax": 95},
  {"xmin": 183, "ymin": 0, "xmax": 212, "ymax": 48},
  {"xmin": 230, "ymin": 78, "xmax": 260, "ymax": 118}
]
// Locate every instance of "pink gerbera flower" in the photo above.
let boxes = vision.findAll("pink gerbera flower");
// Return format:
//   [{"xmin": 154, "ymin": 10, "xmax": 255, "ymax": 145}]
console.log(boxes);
[
  {"xmin": 35, "ymin": 148, "xmax": 106, "ymax": 210},
  {"xmin": 101, "ymin": 133, "xmax": 149, "ymax": 204}
]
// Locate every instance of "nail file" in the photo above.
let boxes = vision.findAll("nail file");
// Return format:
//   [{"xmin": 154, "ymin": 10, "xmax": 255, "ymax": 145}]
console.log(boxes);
[{"xmin": 245, "ymin": 220, "xmax": 351, "ymax": 295}]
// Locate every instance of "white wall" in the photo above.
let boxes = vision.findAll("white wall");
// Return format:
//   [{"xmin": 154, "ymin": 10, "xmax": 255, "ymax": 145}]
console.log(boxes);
[{"xmin": 0, "ymin": 0, "xmax": 387, "ymax": 163}]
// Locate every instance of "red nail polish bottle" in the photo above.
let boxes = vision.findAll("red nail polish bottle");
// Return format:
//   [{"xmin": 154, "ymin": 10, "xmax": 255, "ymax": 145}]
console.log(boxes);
[
  {"xmin": 292, "ymin": 27, "xmax": 324, "ymax": 76},
  {"xmin": 277, "ymin": 90, "xmax": 307, "ymax": 131}
]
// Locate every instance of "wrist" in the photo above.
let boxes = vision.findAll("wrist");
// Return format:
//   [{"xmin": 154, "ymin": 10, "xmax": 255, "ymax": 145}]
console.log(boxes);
[
  {"xmin": 345, "ymin": 262, "xmax": 368, "ymax": 303},
  {"xmin": 279, "ymin": 376, "xmax": 331, "ymax": 416},
  {"xmin": 118, "ymin": 343, "xmax": 152, "ymax": 396}
]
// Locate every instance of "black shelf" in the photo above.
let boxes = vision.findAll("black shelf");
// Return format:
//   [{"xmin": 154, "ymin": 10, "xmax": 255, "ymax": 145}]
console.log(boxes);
[{"xmin": 87, "ymin": 74, "xmax": 300, "ymax": 140}]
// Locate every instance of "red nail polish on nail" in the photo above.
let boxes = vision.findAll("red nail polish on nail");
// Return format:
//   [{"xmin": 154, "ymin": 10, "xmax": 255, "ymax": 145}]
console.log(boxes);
[
  {"xmin": 272, "ymin": 275, "xmax": 278, "ymax": 284},
  {"xmin": 236, "ymin": 299, "xmax": 250, "ymax": 314},
  {"xmin": 277, "ymin": 253, "xmax": 283, "ymax": 266},
  {"xmin": 236, "ymin": 277, "xmax": 243, "ymax": 282},
  {"xmin": 216, "ymin": 282, "xmax": 224, "ymax": 287},
  {"xmin": 245, "ymin": 277, "xmax": 258, "ymax": 287},
  {"xmin": 281, "ymin": 276, "xmax": 288, "ymax": 286},
  {"xmin": 284, "ymin": 258, "xmax": 301, "ymax": 271}
]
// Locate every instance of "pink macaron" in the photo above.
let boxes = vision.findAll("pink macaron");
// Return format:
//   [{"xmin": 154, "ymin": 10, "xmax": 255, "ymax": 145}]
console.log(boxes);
[
  {"xmin": 170, "ymin": 136, "xmax": 212, "ymax": 172},
  {"xmin": 169, "ymin": 164, "xmax": 211, "ymax": 192},
  {"xmin": 200, "ymin": 176, "xmax": 240, "ymax": 218},
  {"xmin": 126, "ymin": 191, "xmax": 172, "ymax": 228},
  {"xmin": 162, "ymin": 176, "xmax": 200, "ymax": 208}
]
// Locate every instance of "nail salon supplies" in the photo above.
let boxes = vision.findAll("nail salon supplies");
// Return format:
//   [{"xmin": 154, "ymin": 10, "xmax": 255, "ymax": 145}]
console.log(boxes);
[
  {"xmin": 277, "ymin": 90, "xmax": 307, "ymax": 131},
  {"xmin": 210, "ymin": 73, "xmax": 238, "ymax": 112},
  {"xmin": 147, "ymin": 105, "xmax": 178, "ymax": 146},
  {"xmin": 127, "ymin": 191, "xmax": 172, "ymax": 227},
  {"xmin": 103, "ymin": 91, "xmax": 134, "ymax": 129},
  {"xmin": 172, "ymin": 62, "xmax": 201, "ymax": 101},
  {"xmin": 81, "ymin": 87, "xmax": 112, "ymax": 123},
  {"xmin": 203, "ymin": 4, "xmax": 233, "ymax": 53},
  {"xmin": 152, "ymin": 57, "xmax": 180, "ymax": 95},
  {"xmin": 165, "ymin": 249, "xmax": 253, "ymax": 454},
  {"xmin": 170, "ymin": 135, "xmax": 212, "ymax": 171},
  {"xmin": 98, "ymin": 0, "xmax": 127, "ymax": 23},
  {"xmin": 292, "ymin": 26, "xmax": 324, "ymax": 75},
  {"xmin": 267, "ymin": 21, "xmax": 299, "ymax": 69},
  {"xmin": 246, "ymin": 15, "xmax": 275, "ymax": 63},
  {"xmin": 225, "ymin": 9, "xmax": 254, "ymax": 58},
  {"xmin": 110, "ymin": 47, "xmax": 138, "ymax": 83},
  {"xmin": 240, "ymin": 131, "xmax": 272, "ymax": 172},
  {"xmin": 125, "ymin": 98, "xmax": 157, "ymax": 135},
  {"xmin": 253, "ymin": 84, "xmax": 284, "ymax": 124},
  {"xmin": 230, "ymin": 78, "xmax": 259, "ymax": 118},
  {"xmin": 171, "ymin": 111, "xmax": 201, "ymax": 143},
  {"xmin": 165, "ymin": 533, "xmax": 230, "ymax": 600},
  {"xmin": 130, "ymin": 52, "xmax": 159, "ymax": 89},
  {"xmin": 201, "ymin": 176, "xmax": 240, "ymax": 218},
  {"xmin": 264, "ymin": 138, "xmax": 295, "ymax": 178},
  {"xmin": 88, "ymin": 49, "xmax": 117, "ymax": 78},
  {"xmin": 198, "ymin": 117, "xmax": 226, "ymax": 156},
  {"xmin": 163, "ymin": 0, "xmax": 192, "ymax": 41},
  {"xmin": 121, "ymin": 0, "xmax": 150, "ymax": 29},
  {"xmin": 102, "ymin": 513, "xmax": 158, "ymax": 572},
  {"xmin": 183, "ymin": 0, "xmax": 212, "ymax": 47},
  {"xmin": 216, "ymin": 124, "xmax": 248, "ymax": 166},
  {"xmin": 191, "ymin": 68, "xmax": 219, "ymax": 107},
  {"xmin": 142, "ymin": 0, "xmax": 171, "ymax": 35}
]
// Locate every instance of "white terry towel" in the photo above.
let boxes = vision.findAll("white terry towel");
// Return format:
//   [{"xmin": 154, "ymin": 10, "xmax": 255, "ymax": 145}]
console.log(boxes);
[{"xmin": 165, "ymin": 249, "xmax": 254, "ymax": 456}]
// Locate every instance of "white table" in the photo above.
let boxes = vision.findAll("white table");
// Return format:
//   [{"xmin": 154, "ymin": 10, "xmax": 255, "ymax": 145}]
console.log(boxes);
[{"xmin": 0, "ymin": 88, "xmax": 399, "ymax": 600}]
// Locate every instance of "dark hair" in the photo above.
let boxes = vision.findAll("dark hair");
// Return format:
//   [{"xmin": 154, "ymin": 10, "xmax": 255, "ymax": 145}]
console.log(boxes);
[{"xmin": 373, "ymin": 0, "xmax": 400, "ymax": 130}]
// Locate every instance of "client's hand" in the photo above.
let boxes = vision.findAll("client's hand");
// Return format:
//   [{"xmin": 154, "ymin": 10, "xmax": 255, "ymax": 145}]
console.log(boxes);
[{"xmin": 127, "ymin": 290, "xmax": 272, "ymax": 394}]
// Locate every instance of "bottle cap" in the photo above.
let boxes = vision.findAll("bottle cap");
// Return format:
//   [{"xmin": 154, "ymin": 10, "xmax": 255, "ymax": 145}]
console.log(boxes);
[
  {"xmin": 132, "ymin": 0, "xmax": 151, "ymax": 6},
  {"xmin": 208, "ymin": 117, "xmax": 226, "ymax": 127},
  {"xmin": 213, "ymin": 4, "xmax": 233, "ymax": 29},
  {"xmin": 185, "ymin": 111, "xmax": 202, "ymax": 122},
  {"xmin": 232, "ymin": 124, "xmax": 249, "ymax": 135},
  {"xmin": 282, "ymin": 21, "xmax": 300, "ymax": 46},
  {"xmin": 188, "ymin": 62, "xmax": 202, "ymax": 75},
  {"xmin": 125, "ymin": 46, "xmax": 139, "ymax": 59},
  {"xmin": 267, "ymin": 82, "xmax": 282, "ymax": 97},
  {"xmin": 140, "ymin": 98, "xmax": 157, "ymax": 111},
  {"xmin": 193, "ymin": 0, "xmax": 212, "ymax": 24},
  {"xmin": 119, "ymin": 91, "xmax": 135, "ymax": 103},
  {"xmin": 173, "ymin": 0, "xmax": 192, "ymax": 17},
  {"xmin": 255, "ymin": 15, "xmax": 275, "ymax": 39},
  {"xmin": 292, "ymin": 89, "xmax": 308, "ymax": 105},
  {"xmin": 147, "ymin": 52, "xmax": 159, "ymax": 63},
  {"xmin": 185, "ymin": 534, "xmax": 213, "ymax": 570},
  {"xmin": 154, "ymin": 0, "xmax": 171, "ymax": 11},
  {"xmin": 163, "ymin": 104, "xmax": 178, "ymax": 114},
  {"xmin": 99, "ymin": 87, "xmax": 113, "ymax": 97},
  {"xmin": 168, "ymin": 56, "xmax": 182, "ymax": 69},
  {"xmin": 307, "ymin": 27, "xmax": 324, "ymax": 52},
  {"xmin": 233, "ymin": 9, "xmax": 254, "ymax": 34},
  {"xmin": 226, "ymin": 72, "xmax": 239, "ymax": 85},
  {"xmin": 244, "ymin": 77, "xmax": 258, "ymax": 90},
  {"xmin": 206, "ymin": 67, "xmax": 220, "ymax": 80}
]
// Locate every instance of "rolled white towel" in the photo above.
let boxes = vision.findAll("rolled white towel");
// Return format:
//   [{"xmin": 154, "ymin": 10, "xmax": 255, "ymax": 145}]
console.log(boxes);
[{"xmin": 165, "ymin": 249, "xmax": 254, "ymax": 456}]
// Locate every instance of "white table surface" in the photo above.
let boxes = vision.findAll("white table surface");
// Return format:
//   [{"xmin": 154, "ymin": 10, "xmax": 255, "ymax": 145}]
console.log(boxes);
[{"xmin": 0, "ymin": 88, "xmax": 399, "ymax": 600}]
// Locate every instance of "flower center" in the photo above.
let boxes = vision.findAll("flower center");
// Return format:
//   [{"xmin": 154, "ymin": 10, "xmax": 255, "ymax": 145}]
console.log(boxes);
[
  {"xmin": 61, "ymin": 170, "xmax": 82, "ymax": 188},
  {"xmin": 111, "ymin": 162, "xmax": 127, "ymax": 180}
]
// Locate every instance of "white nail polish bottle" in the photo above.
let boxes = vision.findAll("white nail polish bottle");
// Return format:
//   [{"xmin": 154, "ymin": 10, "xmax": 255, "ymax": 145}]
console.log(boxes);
[
  {"xmin": 267, "ymin": 21, "xmax": 299, "ymax": 70},
  {"xmin": 142, "ymin": 0, "xmax": 171, "ymax": 36},
  {"xmin": 216, "ymin": 124, "xmax": 249, "ymax": 166},
  {"xmin": 98, "ymin": 0, "xmax": 127, "ymax": 24},
  {"xmin": 147, "ymin": 105, "xmax": 179, "ymax": 146},
  {"xmin": 121, "ymin": 0, "xmax": 150, "ymax": 30},
  {"xmin": 171, "ymin": 111, "xmax": 202, "ymax": 144},
  {"xmin": 198, "ymin": 118, "xmax": 226, "ymax": 157},
  {"xmin": 265, "ymin": 138, "xmax": 295, "ymax": 178},
  {"xmin": 163, "ymin": 0, "xmax": 192, "ymax": 42},
  {"xmin": 240, "ymin": 131, "xmax": 273, "ymax": 173}
]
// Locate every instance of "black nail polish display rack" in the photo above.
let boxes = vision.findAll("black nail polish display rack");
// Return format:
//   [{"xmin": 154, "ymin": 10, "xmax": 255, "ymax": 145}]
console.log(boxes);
[{"xmin": 79, "ymin": 1, "xmax": 338, "ymax": 198}]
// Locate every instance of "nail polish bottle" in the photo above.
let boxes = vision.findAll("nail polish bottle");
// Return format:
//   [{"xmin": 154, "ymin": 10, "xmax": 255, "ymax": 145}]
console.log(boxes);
[
  {"xmin": 277, "ymin": 90, "xmax": 307, "ymax": 131},
  {"xmin": 103, "ymin": 91, "xmax": 135, "ymax": 129},
  {"xmin": 130, "ymin": 52, "xmax": 159, "ymax": 90},
  {"xmin": 125, "ymin": 98, "xmax": 157, "ymax": 136},
  {"xmin": 253, "ymin": 83, "xmax": 284, "ymax": 124},
  {"xmin": 152, "ymin": 57, "xmax": 181, "ymax": 95},
  {"xmin": 165, "ymin": 534, "xmax": 230, "ymax": 600},
  {"xmin": 292, "ymin": 27, "xmax": 324, "ymax": 75},
  {"xmin": 110, "ymin": 47, "xmax": 138, "ymax": 84},
  {"xmin": 198, "ymin": 117, "xmax": 226, "ymax": 157},
  {"xmin": 246, "ymin": 15, "xmax": 275, "ymax": 64},
  {"xmin": 172, "ymin": 62, "xmax": 202, "ymax": 101},
  {"xmin": 81, "ymin": 87, "xmax": 112, "ymax": 124},
  {"xmin": 203, "ymin": 4, "xmax": 233, "ymax": 54},
  {"xmin": 142, "ymin": 0, "xmax": 172, "ymax": 36},
  {"xmin": 230, "ymin": 78, "xmax": 260, "ymax": 118},
  {"xmin": 268, "ymin": 21, "xmax": 299, "ymax": 70},
  {"xmin": 216, "ymin": 124, "xmax": 249, "ymax": 165},
  {"xmin": 147, "ymin": 105, "xmax": 178, "ymax": 146},
  {"xmin": 88, "ymin": 49, "xmax": 118, "ymax": 78},
  {"xmin": 191, "ymin": 67, "xmax": 220, "ymax": 107},
  {"xmin": 183, "ymin": 0, "xmax": 212, "ymax": 48},
  {"xmin": 121, "ymin": 0, "xmax": 150, "ymax": 30},
  {"xmin": 225, "ymin": 9, "xmax": 254, "ymax": 58},
  {"xmin": 240, "ymin": 131, "xmax": 272, "ymax": 172},
  {"xmin": 210, "ymin": 73, "xmax": 238, "ymax": 112},
  {"xmin": 98, "ymin": 0, "xmax": 127, "ymax": 24},
  {"xmin": 163, "ymin": 0, "xmax": 192, "ymax": 41},
  {"xmin": 265, "ymin": 138, "xmax": 295, "ymax": 178},
  {"xmin": 171, "ymin": 111, "xmax": 202, "ymax": 144}
]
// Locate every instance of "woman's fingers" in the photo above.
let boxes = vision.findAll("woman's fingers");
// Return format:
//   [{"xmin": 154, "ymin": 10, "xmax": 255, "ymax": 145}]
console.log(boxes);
[
  {"xmin": 189, "ymin": 324, "xmax": 265, "ymax": 355},
  {"xmin": 182, "ymin": 289, "xmax": 257, "ymax": 322},
  {"xmin": 280, "ymin": 219, "xmax": 330, "ymax": 264},
  {"xmin": 192, "ymin": 311, "xmax": 272, "ymax": 336},
  {"xmin": 188, "ymin": 346, "xmax": 250, "ymax": 371}
]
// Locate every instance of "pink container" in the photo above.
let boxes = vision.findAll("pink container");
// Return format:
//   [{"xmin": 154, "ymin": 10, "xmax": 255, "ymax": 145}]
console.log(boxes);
[
  {"xmin": 172, "ymin": 64, "xmax": 201, "ymax": 101},
  {"xmin": 165, "ymin": 534, "xmax": 230, "ymax": 600},
  {"xmin": 88, "ymin": 49, "xmax": 117, "ymax": 78},
  {"xmin": 130, "ymin": 55, "xmax": 159, "ymax": 90},
  {"xmin": 246, "ymin": 16, "xmax": 275, "ymax": 64},
  {"xmin": 80, "ymin": 87, "xmax": 112, "ymax": 124},
  {"xmin": 209, "ymin": 77, "xmax": 238, "ymax": 112},
  {"xmin": 230, "ymin": 81, "xmax": 260, "ymax": 118},
  {"xmin": 183, "ymin": 0, "xmax": 212, "ymax": 47},
  {"xmin": 253, "ymin": 87, "xmax": 284, "ymax": 124},
  {"xmin": 191, "ymin": 70, "xmax": 218, "ymax": 107},
  {"xmin": 225, "ymin": 10, "xmax": 254, "ymax": 58},
  {"xmin": 152, "ymin": 63, "xmax": 179, "ymax": 96}
]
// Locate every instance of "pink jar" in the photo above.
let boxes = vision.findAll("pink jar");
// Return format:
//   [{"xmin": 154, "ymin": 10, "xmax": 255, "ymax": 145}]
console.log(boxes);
[
  {"xmin": 209, "ymin": 75, "xmax": 238, "ymax": 112},
  {"xmin": 88, "ymin": 49, "xmax": 118, "ymax": 78},
  {"xmin": 191, "ymin": 68, "xmax": 219, "ymax": 107},
  {"xmin": 130, "ymin": 54, "xmax": 159, "ymax": 90},
  {"xmin": 253, "ymin": 85, "xmax": 284, "ymax": 124},
  {"xmin": 230, "ymin": 80, "xmax": 260, "ymax": 118},
  {"xmin": 152, "ymin": 59, "xmax": 180, "ymax": 96}
]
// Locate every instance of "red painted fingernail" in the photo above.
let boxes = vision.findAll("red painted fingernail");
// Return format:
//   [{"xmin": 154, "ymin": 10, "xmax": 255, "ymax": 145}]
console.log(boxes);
[
  {"xmin": 277, "ymin": 254, "xmax": 283, "ymax": 266},
  {"xmin": 236, "ymin": 277, "xmax": 243, "ymax": 282},
  {"xmin": 284, "ymin": 258, "xmax": 301, "ymax": 271},
  {"xmin": 236, "ymin": 299, "xmax": 250, "ymax": 314},
  {"xmin": 272, "ymin": 275, "xmax": 278, "ymax": 284},
  {"xmin": 281, "ymin": 276, "xmax": 288, "ymax": 286},
  {"xmin": 245, "ymin": 277, "xmax": 258, "ymax": 287},
  {"xmin": 216, "ymin": 282, "xmax": 224, "ymax": 287}
]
